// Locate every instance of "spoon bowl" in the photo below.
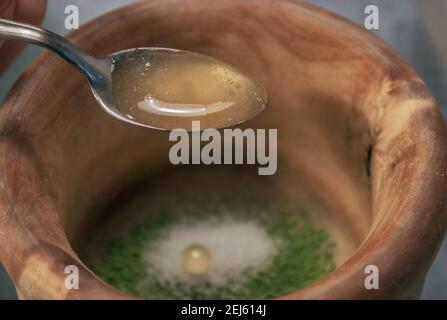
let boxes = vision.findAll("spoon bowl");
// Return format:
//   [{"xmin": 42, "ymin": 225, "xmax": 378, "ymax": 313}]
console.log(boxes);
[{"xmin": 108, "ymin": 47, "xmax": 268, "ymax": 130}]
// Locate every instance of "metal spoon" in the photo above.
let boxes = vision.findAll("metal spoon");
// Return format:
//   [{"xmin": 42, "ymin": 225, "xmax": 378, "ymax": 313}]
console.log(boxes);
[{"xmin": 0, "ymin": 18, "xmax": 267, "ymax": 130}]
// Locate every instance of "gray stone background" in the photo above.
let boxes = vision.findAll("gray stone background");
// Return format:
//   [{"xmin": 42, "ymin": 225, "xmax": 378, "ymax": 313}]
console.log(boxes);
[{"xmin": 0, "ymin": 0, "xmax": 446, "ymax": 299}]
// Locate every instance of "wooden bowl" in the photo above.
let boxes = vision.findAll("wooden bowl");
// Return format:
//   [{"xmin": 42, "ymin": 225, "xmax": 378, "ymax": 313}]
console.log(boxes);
[{"xmin": 1, "ymin": 0, "xmax": 447, "ymax": 299}]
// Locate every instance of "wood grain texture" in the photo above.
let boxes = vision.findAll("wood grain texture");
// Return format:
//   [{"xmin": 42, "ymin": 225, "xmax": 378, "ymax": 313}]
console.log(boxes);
[{"xmin": 0, "ymin": 0, "xmax": 447, "ymax": 299}]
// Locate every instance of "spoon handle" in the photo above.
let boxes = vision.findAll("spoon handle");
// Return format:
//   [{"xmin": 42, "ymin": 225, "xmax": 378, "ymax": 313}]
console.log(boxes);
[{"xmin": 0, "ymin": 18, "xmax": 109, "ymax": 82}]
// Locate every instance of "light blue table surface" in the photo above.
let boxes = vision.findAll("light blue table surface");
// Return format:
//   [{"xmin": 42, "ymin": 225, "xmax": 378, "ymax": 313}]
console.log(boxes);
[{"xmin": 0, "ymin": 0, "xmax": 446, "ymax": 299}]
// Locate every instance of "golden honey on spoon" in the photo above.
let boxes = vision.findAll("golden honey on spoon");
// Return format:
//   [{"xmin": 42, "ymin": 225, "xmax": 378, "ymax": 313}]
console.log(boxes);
[{"xmin": 111, "ymin": 48, "xmax": 267, "ymax": 130}]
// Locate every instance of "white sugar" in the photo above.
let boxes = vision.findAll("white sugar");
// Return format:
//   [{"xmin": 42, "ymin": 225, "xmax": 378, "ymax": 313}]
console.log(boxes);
[{"xmin": 141, "ymin": 217, "xmax": 276, "ymax": 285}]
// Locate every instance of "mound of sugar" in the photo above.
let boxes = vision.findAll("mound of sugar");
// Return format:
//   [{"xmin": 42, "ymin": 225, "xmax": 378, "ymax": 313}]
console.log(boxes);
[{"xmin": 142, "ymin": 217, "xmax": 276, "ymax": 285}]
